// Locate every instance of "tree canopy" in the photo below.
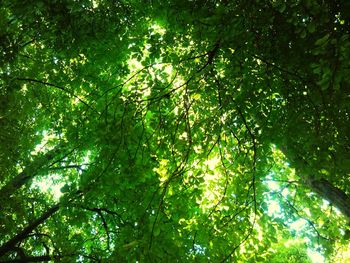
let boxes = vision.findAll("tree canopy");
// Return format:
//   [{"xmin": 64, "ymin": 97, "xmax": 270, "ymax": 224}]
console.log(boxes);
[{"xmin": 1, "ymin": 0, "xmax": 350, "ymax": 262}]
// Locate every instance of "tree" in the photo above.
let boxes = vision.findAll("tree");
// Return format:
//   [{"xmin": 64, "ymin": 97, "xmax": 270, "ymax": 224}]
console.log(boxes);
[{"xmin": 1, "ymin": 0, "xmax": 349, "ymax": 261}]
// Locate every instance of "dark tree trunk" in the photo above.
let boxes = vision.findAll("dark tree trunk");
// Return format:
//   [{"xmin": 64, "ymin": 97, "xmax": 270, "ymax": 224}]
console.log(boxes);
[
  {"xmin": 0, "ymin": 144, "xmax": 67, "ymax": 198},
  {"xmin": 308, "ymin": 178, "xmax": 350, "ymax": 219},
  {"xmin": 0, "ymin": 204, "xmax": 60, "ymax": 257},
  {"xmin": 279, "ymin": 145, "xmax": 350, "ymax": 219}
]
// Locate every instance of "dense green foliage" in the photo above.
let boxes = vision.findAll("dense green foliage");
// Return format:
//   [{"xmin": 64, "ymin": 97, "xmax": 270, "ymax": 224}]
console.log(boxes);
[{"xmin": 1, "ymin": 0, "xmax": 350, "ymax": 262}]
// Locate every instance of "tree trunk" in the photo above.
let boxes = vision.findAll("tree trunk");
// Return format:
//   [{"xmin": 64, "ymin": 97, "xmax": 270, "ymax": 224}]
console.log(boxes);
[
  {"xmin": 278, "ymin": 145, "xmax": 350, "ymax": 219},
  {"xmin": 0, "ymin": 144, "xmax": 67, "ymax": 198},
  {"xmin": 307, "ymin": 177, "xmax": 350, "ymax": 220},
  {"xmin": 0, "ymin": 204, "xmax": 60, "ymax": 257}
]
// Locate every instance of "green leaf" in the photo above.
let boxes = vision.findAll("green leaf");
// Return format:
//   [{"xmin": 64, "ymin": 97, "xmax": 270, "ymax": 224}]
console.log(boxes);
[
  {"xmin": 307, "ymin": 22, "xmax": 316, "ymax": 33},
  {"xmin": 279, "ymin": 3, "xmax": 286, "ymax": 12},
  {"xmin": 60, "ymin": 184, "xmax": 70, "ymax": 193},
  {"xmin": 153, "ymin": 226, "xmax": 161, "ymax": 237},
  {"xmin": 315, "ymin": 34, "xmax": 330, "ymax": 46}
]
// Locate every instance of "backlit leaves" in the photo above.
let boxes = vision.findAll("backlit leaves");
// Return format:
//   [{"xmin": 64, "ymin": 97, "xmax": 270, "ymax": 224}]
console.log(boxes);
[{"xmin": 1, "ymin": 0, "xmax": 350, "ymax": 262}]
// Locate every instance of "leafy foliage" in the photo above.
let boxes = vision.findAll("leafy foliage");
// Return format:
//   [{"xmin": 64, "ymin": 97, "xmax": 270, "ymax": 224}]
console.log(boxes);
[{"xmin": 1, "ymin": 0, "xmax": 350, "ymax": 262}]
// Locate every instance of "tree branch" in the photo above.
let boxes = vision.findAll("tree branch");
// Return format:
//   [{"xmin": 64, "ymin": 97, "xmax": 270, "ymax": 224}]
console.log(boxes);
[{"xmin": 16, "ymin": 78, "xmax": 99, "ymax": 115}]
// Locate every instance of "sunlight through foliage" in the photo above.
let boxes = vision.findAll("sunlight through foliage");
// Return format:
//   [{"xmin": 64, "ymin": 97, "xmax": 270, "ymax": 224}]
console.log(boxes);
[{"xmin": 1, "ymin": 0, "xmax": 350, "ymax": 261}]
